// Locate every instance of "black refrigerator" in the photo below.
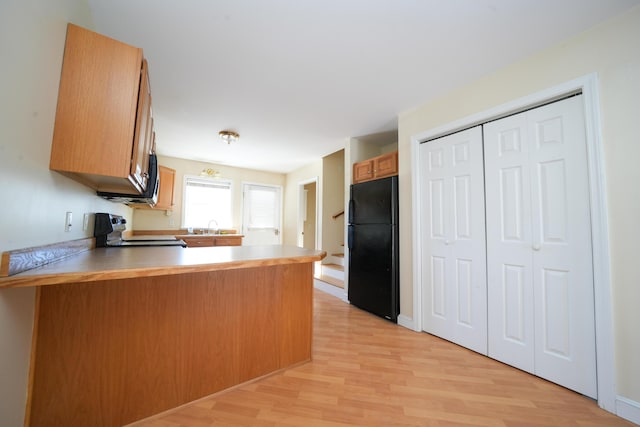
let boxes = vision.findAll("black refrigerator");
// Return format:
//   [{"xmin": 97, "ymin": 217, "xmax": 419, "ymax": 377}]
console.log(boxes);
[{"xmin": 347, "ymin": 176, "xmax": 399, "ymax": 322}]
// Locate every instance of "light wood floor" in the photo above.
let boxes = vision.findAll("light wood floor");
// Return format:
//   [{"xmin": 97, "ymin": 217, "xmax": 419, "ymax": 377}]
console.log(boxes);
[{"xmin": 133, "ymin": 289, "xmax": 634, "ymax": 427}]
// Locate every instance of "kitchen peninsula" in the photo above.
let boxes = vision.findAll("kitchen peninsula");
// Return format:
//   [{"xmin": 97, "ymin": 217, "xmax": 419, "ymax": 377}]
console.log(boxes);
[{"xmin": 0, "ymin": 244, "xmax": 325, "ymax": 426}]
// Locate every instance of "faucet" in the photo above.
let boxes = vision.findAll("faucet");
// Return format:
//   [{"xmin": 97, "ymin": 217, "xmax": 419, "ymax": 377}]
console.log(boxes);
[{"xmin": 207, "ymin": 219, "xmax": 219, "ymax": 235}]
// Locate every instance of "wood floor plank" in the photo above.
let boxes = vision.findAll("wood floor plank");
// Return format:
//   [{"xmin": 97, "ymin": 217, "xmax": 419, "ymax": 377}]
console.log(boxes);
[{"xmin": 130, "ymin": 289, "xmax": 635, "ymax": 427}]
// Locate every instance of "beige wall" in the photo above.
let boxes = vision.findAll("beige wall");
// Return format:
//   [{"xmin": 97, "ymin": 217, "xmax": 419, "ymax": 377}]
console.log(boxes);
[
  {"xmin": 302, "ymin": 183, "xmax": 316, "ymax": 250},
  {"xmin": 133, "ymin": 155, "xmax": 285, "ymax": 233},
  {"xmin": 398, "ymin": 6, "xmax": 640, "ymax": 403},
  {"xmin": 283, "ymin": 161, "xmax": 322, "ymax": 247},
  {"xmin": 322, "ymin": 150, "xmax": 345, "ymax": 258},
  {"xmin": 0, "ymin": 1, "xmax": 135, "ymax": 425}
]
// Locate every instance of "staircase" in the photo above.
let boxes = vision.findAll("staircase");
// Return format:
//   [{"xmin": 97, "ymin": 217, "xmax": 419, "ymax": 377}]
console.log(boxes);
[{"xmin": 320, "ymin": 253, "xmax": 344, "ymax": 288}]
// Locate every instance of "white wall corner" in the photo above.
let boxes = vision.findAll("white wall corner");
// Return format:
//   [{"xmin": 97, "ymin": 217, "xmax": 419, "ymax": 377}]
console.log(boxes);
[{"xmin": 616, "ymin": 396, "xmax": 640, "ymax": 425}]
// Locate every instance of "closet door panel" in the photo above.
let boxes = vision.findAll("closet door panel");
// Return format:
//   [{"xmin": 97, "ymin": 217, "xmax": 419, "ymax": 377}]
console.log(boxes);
[
  {"xmin": 528, "ymin": 96, "xmax": 596, "ymax": 398},
  {"xmin": 420, "ymin": 126, "xmax": 487, "ymax": 354},
  {"xmin": 484, "ymin": 113, "xmax": 535, "ymax": 373}
]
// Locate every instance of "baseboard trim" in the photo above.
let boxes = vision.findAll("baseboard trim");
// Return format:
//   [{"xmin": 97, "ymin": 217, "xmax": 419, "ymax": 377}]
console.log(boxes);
[
  {"xmin": 616, "ymin": 396, "xmax": 640, "ymax": 424},
  {"xmin": 398, "ymin": 314, "xmax": 419, "ymax": 331},
  {"xmin": 313, "ymin": 279, "xmax": 348, "ymax": 302}
]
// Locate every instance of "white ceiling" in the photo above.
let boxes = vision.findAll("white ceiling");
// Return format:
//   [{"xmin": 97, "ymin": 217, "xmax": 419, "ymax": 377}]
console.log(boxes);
[{"xmin": 87, "ymin": 0, "xmax": 639, "ymax": 173}]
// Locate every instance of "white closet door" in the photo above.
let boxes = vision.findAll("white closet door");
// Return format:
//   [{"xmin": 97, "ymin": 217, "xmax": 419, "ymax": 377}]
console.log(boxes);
[
  {"xmin": 527, "ymin": 96, "xmax": 596, "ymax": 398},
  {"xmin": 419, "ymin": 126, "xmax": 487, "ymax": 354},
  {"xmin": 484, "ymin": 113, "xmax": 535, "ymax": 373},
  {"xmin": 485, "ymin": 96, "xmax": 597, "ymax": 398}
]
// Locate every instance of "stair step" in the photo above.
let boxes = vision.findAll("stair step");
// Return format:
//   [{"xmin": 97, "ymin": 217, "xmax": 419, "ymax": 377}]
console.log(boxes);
[
  {"xmin": 321, "ymin": 263, "xmax": 344, "ymax": 281},
  {"xmin": 319, "ymin": 274, "xmax": 344, "ymax": 289},
  {"xmin": 323, "ymin": 263, "xmax": 343, "ymax": 271},
  {"xmin": 328, "ymin": 253, "xmax": 345, "ymax": 267}
]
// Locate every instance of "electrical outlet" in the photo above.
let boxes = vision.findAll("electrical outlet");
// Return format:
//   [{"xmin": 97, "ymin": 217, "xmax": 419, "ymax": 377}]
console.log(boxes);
[
  {"xmin": 168, "ymin": 218, "xmax": 175, "ymax": 227},
  {"xmin": 65, "ymin": 212, "xmax": 73, "ymax": 232},
  {"xmin": 83, "ymin": 213, "xmax": 90, "ymax": 231}
]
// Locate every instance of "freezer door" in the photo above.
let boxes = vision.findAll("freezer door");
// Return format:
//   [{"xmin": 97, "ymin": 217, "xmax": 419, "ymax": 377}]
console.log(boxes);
[
  {"xmin": 348, "ymin": 223, "xmax": 399, "ymax": 322},
  {"xmin": 349, "ymin": 176, "xmax": 398, "ymax": 225}
]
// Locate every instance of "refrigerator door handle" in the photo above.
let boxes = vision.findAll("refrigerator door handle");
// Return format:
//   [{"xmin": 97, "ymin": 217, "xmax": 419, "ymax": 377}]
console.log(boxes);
[
  {"xmin": 347, "ymin": 225, "xmax": 354, "ymax": 249},
  {"xmin": 348, "ymin": 199, "xmax": 354, "ymax": 224}
]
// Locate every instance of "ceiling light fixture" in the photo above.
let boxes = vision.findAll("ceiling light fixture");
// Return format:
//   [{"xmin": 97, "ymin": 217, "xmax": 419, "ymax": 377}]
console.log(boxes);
[{"xmin": 219, "ymin": 130, "xmax": 239, "ymax": 144}]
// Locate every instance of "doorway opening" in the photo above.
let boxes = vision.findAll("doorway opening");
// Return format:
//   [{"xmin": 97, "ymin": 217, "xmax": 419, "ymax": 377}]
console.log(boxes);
[{"xmin": 297, "ymin": 177, "xmax": 320, "ymax": 277}]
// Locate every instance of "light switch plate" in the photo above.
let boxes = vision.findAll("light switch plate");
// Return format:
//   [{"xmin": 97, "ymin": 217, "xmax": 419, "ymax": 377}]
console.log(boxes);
[{"xmin": 65, "ymin": 212, "xmax": 72, "ymax": 232}]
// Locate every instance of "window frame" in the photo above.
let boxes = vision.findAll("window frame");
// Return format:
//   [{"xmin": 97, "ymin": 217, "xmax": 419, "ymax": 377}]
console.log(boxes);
[{"xmin": 181, "ymin": 174, "xmax": 233, "ymax": 230}]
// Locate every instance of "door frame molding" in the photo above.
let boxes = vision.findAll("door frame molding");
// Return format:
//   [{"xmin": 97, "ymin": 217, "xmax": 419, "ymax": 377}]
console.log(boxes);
[
  {"xmin": 410, "ymin": 73, "xmax": 615, "ymax": 412},
  {"xmin": 297, "ymin": 176, "xmax": 321, "ymax": 276}
]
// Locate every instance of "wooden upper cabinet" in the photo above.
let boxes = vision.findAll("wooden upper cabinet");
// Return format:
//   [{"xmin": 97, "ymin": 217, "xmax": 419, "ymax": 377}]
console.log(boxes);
[
  {"xmin": 352, "ymin": 151, "xmax": 398, "ymax": 184},
  {"xmin": 373, "ymin": 151, "xmax": 398, "ymax": 179},
  {"xmin": 49, "ymin": 23, "xmax": 154, "ymax": 195},
  {"xmin": 353, "ymin": 159, "xmax": 374, "ymax": 183},
  {"xmin": 135, "ymin": 165, "xmax": 175, "ymax": 210}
]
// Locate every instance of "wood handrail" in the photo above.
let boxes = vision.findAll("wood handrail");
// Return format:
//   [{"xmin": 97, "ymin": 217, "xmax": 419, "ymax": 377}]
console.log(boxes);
[{"xmin": 332, "ymin": 210, "xmax": 344, "ymax": 220}]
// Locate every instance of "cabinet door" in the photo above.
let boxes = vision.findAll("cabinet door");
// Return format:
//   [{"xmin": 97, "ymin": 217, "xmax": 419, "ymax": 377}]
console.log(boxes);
[
  {"xmin": 130, "ymin": 60, "xmax": 152, "ymax": 192},
  {"xmin": 419, "ymin": 126, "xmax": 487, "ymax": 355},
  {"xmin": 353, "ymin": 160, "xmax": 373, "ymax": 183},
  {"xmin": 181, "ymin": 236, "xmax": 215, "ymax": 247},
  {"xmin": 154, "ymin": 166, "xmax": 175, "ymax": 210},
  {"xmin": 214, "ymin": 236, "xmax": 242, "ymax": 246},
  {"xmin": 49, "ymin": 24, "xmax": 145, "ymax": 193},
  {"xmin": 373, "ymin": 151, "xmax": 398, "ymax": 178}
]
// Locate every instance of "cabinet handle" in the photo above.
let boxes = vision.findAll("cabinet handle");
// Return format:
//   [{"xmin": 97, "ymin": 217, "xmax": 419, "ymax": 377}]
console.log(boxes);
[
  {"xmin": 445, "ymin": 239, "xmax": 451, "ymax": 245},
  {"xmin": 532, "ymin": 243, "xmax": 541, "ymax": 251}
]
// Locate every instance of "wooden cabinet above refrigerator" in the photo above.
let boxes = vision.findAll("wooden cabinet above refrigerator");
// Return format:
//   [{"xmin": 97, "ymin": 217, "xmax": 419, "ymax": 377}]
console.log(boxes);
[{"xmin": 352, "ymin": 151, "xmax": 398, "ymax": 184}]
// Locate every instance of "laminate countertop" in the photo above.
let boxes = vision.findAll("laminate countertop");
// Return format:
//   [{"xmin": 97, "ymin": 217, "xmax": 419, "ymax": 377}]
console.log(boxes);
[{"xmin": 0, "ymin": 245, "xmax": 326, "ymax": 289}]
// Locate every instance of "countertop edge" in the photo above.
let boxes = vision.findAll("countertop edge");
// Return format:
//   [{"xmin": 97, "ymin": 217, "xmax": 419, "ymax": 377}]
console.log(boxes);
[{"xmin": 0, "ymin": 248, "xmax": 326, "ymax": 288}]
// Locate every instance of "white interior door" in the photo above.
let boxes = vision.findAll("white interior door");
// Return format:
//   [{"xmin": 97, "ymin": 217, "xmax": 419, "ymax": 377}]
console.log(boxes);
[
  {"xmin": 484, "ymin": 95, "xmax": 597, "ymax": 398},
  {"xmin": 483, "ymin": 112, "xmax": 535, "ymax": 373},
  {"xmin": 242, "ymin": 183, "xmax": 282, "ymax": 245},
  {"xmin": 420, "ymin": 126, "xmax": 487, "ymax": 355}
]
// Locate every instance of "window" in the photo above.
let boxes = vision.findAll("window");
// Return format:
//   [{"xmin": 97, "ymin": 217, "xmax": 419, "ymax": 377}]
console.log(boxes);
[
  {"xmin": 182, "ymin": 176, "xmax": 232, "ymax": 229},
  {"xmin": 243, "ymin": 184, "xmax": 280, "ymax": 230}
]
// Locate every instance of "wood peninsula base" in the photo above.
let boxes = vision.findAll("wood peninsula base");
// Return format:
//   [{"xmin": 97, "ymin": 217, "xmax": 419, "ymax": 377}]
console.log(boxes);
[{"xmin": 28, "ymin": 263, "xmax": 313, "ymax": 426}]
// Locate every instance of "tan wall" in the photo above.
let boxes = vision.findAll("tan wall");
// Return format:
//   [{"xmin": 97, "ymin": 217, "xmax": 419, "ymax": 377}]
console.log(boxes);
[
  {"xmin": 302, "ymin": 183, "xmax": 316, "ymax": 250},
  {"xmin": 322, "ymin": 150, "xmax": 345, "ymax": 258},
  {"xmin": 398, "ymin": 6, "xmax": 640, "ymax": 402},
  {"xmin": 133, "ymin": 155, "xmax": 285, "ymax": 233},
  {"xmin": 0, "ymin": 1, "xmax": 135, "ymax": 425},
  {"xmin": 283, "ymin": 161, "xmax": 322, "ymax": 247}
]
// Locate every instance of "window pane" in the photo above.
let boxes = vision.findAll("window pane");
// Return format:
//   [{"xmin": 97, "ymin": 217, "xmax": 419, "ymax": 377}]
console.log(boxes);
[
  {"xmin": 249, "ymin": 189, "xmax": 276, "ymax": 228},
  {"xmin": 246, "ymin": 185, "xmax": 279, "ymax": 229},
  {"xmin": 183, "ymin": 177, "xmax": 232, "ymax": 229}
]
